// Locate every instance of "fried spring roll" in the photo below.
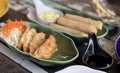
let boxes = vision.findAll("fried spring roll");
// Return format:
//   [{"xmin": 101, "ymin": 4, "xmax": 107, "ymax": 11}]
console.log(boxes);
[
  {"xmin": 64, "ymin": 14, "xmax": 103, "ymax": 30},
  {"xmin": 48, "ymin": 23, "xmax": 88, "ymax": 37},
  {"xmin": 34, "ymin": 35, "xmax": 58, "ymax": 60},
  {"xmin": 29, "ymin": 32, "xmax": 46, "ymax": 54},
  {"xmin": 23, "ymin": 28, "xmax": 36, "ymax": 52},
  {"xmin": 57, "ymin": 17, "xmax": 97, "ymax": 34}
]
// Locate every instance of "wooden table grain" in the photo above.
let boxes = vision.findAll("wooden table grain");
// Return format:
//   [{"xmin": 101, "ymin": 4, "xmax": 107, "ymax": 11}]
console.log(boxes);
[{"xmin": 0, "ymin": 52, "xmax": 31, "ymax": 73}]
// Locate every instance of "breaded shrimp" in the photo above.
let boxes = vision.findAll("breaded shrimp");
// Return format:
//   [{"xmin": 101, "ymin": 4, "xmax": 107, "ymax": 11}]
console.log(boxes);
[
  {"xmin": 29, "ymin": 32, "xmax": 46, "ymax": 54},
  {"xmin": 34, "ymin": 35, "xmax": 58, "ymax": 60}
]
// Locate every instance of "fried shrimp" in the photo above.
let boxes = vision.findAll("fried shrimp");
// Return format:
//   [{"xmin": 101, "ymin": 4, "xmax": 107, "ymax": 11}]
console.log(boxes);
[
  {"xmin": 29, "ymin": 32, "xmax": 46, "ymax": 54},
  {"xmin": 34, "ymin": 35, "xmax": 58, "ymax": 60},
  {"xmin": 23, "ymin": 28, "xmax": 36, "ymax": 52}
]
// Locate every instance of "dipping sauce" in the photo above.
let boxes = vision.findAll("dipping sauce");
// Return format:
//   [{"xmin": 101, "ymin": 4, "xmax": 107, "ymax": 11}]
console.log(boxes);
[
  {"xmin": 40, "ymin": 11, "xmax": 60, "ymax": 21},
  {"xmin": 86, "ymin": 55, "xmax": 112, "ymax": 68}
]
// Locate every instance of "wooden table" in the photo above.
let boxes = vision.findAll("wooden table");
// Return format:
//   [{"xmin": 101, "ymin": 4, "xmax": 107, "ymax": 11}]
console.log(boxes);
[
  {"xmin": 0, "ymin": 52, "xmax": 31, "ymax": 73},
  {"xmin": 0, "ymin": 8, "xmax": 120, "ymax": 73}
]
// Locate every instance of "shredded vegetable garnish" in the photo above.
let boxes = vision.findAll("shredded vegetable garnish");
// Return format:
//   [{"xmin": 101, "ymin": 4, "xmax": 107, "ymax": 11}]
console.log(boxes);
[{"xmin": 1, "ymin": 20, "xmax": 27, "ymax": 37}]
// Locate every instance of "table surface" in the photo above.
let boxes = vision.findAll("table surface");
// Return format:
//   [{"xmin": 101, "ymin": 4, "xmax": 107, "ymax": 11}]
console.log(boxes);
[{"xmin": 0, "ymin": 0, "xmax": 120, "ymax": 73}]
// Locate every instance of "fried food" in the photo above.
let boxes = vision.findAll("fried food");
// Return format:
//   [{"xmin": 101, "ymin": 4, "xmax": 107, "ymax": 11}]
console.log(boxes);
[
  {"xmin": 34, "ymin": 35, "xmax": 58, "ymax": 60},
  {"xmin": 48, "ymin": 23, "xmax": 88, "ymax": 37},
  {"xmin": 18, "ymin": 25, "xmax": 30, "ymax": 49},
  {"xmin": 29, "ymin": 32, "xmax": 46, "ymax": 54},
  {"xmin": 64, "ymin": 14, "xmax": 103, "ymax": 30},
  {"xmin": 0, "ymin": 20, "xmax": 58, "ymax": 60},
  {"xmin": 23, "ymin": 28, "xmax": 36, "ymax": 52},
  {"xmin": 57, "ymin": 17, "xmax": 97, "ymax": 34}
]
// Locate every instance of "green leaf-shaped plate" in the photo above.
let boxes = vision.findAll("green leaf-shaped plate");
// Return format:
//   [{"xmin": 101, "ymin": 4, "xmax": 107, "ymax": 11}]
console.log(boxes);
[{"xmin": 0, "ymin": 22, "xmax": 79, "ymax": 66}]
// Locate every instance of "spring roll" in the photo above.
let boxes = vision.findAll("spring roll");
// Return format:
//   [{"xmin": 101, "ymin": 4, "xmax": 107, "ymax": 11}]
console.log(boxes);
[
  {"xmin": 64, "ymin": 14, "xmax": 103, "ymax": 30},
  {"xmin": 48, "ymin": 23, "xmax": 88, "ymax": 37},
  {"xmin": 57, "ymin": 17, "xmax": 97, "ymax": 34}
]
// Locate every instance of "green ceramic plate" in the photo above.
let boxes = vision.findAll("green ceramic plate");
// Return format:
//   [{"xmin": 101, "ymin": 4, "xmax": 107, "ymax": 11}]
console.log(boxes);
[
  {"xmin": 0, "ymin": 22, "xmax": 79, "ymax": 66},
  {"xmin": 39, "ymin": 0, "xmax": 108, "ymax": 43}
]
